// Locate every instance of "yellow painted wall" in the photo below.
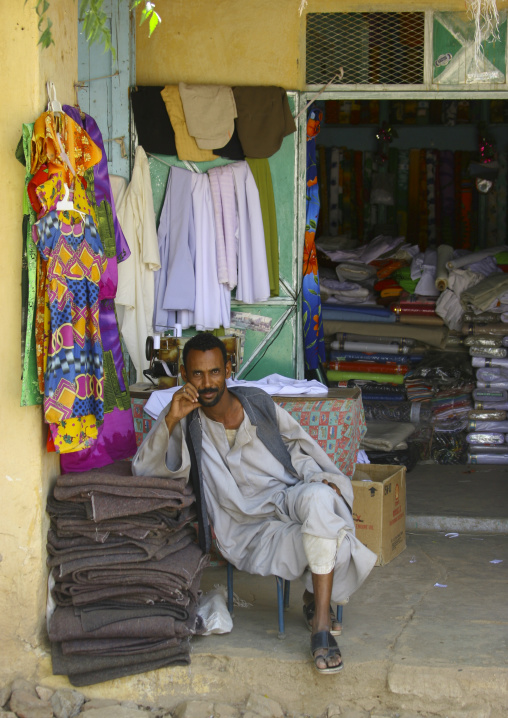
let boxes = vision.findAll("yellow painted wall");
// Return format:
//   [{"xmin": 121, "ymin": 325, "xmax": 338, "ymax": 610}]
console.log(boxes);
[
  {"xmin": 0, "ymin": 0, "xmax": 77, "ymax": 681},
  {"xmin": 136, "ymin": 0, "xmax": 508, "ymax": 88}
]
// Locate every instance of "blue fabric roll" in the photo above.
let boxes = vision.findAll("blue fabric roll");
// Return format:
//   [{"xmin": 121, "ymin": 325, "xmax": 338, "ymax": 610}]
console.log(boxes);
[
  {"xmin": 322, "ymin": 307, "xmax": 397, "ymax": 323},
  {"xmin": 330, "ymin": 351, "xmax": 423, "ymax": 365}
]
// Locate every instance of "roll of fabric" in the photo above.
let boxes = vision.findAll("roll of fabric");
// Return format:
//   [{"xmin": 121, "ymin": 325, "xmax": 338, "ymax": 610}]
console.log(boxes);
[
  {"xmin": 476, "ymin": 381, "xmax": 508, "ymax": 390},
  {"xmin": 322, "ymin": 306, "xmax": 397, "ymax": 323},
  {"xmin": 447, "ymin": 246, "xmax": 508, "ymax": 271},
  {"xmin": 363, "ymin": 400, "xmax": 432, "ymax": 424},
  {"xmin": 467, "ymin": 420, "xmax": 508, "ymax": 432},
  {"xmin": 466, "ymin": 432, "xmax": 505, "ymax": 445},
  {"xmin": 468, "ymin": 453, "xmax": 508, "ymax": 464},
  {"xmin": 330, "ymin": 350, "xmax": 420, "ymax": 365},
  {"xmin": 330, "ymin": 340, "xmax": 411, "ymax": 355},
  {"xmin": 463, "ymin": 323, "xmax": 508, "ymax": 337},
  {"xmin": 472, "ymin": 388, "xmax": 508, "ymax": 402},
  {"xmin": 472, "ymin": 356, "xmax": 508, "ymax": 369},
  {"xmin": 464, "ymin": 335, "xmax": 503, "ymax": 347},
  {"xmin": 334, "ymin": 332, "xmax": 416, "ymax": 347},
  {"xmin": 469, "ymin": 409, "xmax": 507, "ymax": 420},
  {"xmin": 475, "ymin": 401, "xmax": 508, "ymax": 410},
  {"xmin": 327, "ymin": 360, "xmax": 408, "ymax": 375},
  {"xmin": 391, "ymin": 303, "xmax": 438, "ymax": 316},
  {"xmin": 326, "ymin": 370, "xmax": 405, "ymax": 384},
  {"xmin": 322, "ymin": 320, "xmax": 448, "ymax": 348},
  {"xmin": 398, "ymin": 315, "xmax": 444, "ymax": 326},
  {"xmin": 476, "ymin": 367, "xmax": 508, "ymax": 382},
  {"xmin": 469, "ymin": 347, "xmax": 508, "ymax": 358},
  {"xmin": 435, "ymin": 244, "xmax": 454, "ymax": 291}
]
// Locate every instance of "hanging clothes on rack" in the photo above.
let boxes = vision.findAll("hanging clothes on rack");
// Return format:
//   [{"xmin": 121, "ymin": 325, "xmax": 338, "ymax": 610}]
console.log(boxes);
[
  {"xmin": 246, "ymin": 158, "xmax": 279, "ymax": 297},
  {"xmin": 116, "ymin": 146, "xmax": 161, "ymax": 383},
  {"xmin": 59, "ymin": 105, "xmax": 137, "ymax": 472}
]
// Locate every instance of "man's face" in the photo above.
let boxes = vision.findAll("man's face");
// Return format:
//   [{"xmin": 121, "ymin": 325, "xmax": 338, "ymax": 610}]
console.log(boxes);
[{"xmin": 181, "ymin": 348, "xmax": 231, "ymax": 407}]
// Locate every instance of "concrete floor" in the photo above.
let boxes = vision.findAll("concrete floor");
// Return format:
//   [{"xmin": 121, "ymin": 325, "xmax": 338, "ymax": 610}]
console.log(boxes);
[
  {"xmin": 37, "ymin": 462, "xmax": 508, "ymax": 717},
  {"xmin": 183, "ymin": 462, "xmax": 508, "ymax": 717}
]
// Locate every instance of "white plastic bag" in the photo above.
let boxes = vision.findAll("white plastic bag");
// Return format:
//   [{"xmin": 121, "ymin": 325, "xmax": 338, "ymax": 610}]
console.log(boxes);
[{"xmin": 197, "ymin": 585, "xmax": 234, "ymax": 635}]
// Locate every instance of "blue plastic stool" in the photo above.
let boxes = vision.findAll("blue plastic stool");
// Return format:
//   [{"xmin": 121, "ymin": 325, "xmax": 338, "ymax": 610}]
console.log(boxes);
[{"xmin": 226, "ymin": 562, "xmax": 343, "ymax": 640}]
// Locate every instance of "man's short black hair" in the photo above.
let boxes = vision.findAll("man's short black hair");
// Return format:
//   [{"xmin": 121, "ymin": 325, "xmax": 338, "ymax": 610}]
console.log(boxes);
[{"xmin": 182, "ymin": 333, "xmax": 228, "ymax": 369}]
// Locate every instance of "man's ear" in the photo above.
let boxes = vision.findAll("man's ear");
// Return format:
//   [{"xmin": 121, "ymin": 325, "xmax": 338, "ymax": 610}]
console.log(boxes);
[
  {"xmin": 180, "ymin": 364, "xmax": 187, "ymax": 383},
  {"xmin": 225, "ymin": 359, "xmax": 232, "ymax": 379}
]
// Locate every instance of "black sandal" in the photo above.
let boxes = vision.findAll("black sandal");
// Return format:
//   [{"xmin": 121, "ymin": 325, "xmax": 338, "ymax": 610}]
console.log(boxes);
[
  {"xmin": 310, "ymin": 630, "xmax": 343, "ymax": 674},
  {"xmin": 303, "ymin": 601, "xmax": 342, "ymax": 635}
]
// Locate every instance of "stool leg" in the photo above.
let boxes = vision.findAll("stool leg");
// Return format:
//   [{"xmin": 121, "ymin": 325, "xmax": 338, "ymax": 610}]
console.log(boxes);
[
  {"xmin": 276, "ymin": 576, "xmax": 286, "ymax": 639},
  {"xmin": 336, "ymin": 604, "xmax": 343, "ymax": 624},
  {"xmin": 226, "ymin": 562, "xmax": 234, "ymax": 615},
  {"xmin": 283, "ymin": 579, "xmax": 290, "ymax": 610}
]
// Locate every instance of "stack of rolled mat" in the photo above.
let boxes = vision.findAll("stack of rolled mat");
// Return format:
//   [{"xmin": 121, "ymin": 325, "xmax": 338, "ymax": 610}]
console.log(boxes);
[
  {"xmin": 46, "ymin": 461, "xmax": 209, "ymax": 686},
  {"xmin": 466, "ymin": 318, "xmax": 508, "ymax": 463}
]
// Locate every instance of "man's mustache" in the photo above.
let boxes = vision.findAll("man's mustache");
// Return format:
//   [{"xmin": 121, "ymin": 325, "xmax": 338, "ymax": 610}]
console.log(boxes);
[{"xmin": 198, "ymin": 387, "xmax": 218, "ymax": 395}]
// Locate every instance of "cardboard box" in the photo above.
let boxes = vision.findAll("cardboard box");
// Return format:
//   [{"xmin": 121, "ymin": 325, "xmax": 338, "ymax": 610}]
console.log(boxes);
[{"xmin": 351, "ymin": 464, "xmax": 406, "ymax": 566}]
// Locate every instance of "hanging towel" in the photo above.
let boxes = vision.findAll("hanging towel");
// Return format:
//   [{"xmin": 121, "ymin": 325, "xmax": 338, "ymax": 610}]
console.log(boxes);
[
  {"xmin": 153, "ymin": 166, "xmax": 196, "ymax": 333},
  {"xmin": 131, "ymin": 86, "xmax": 177, "ymax": 156},
  {"xmin": 208, "ymin": 165, "xmax": 238, "ymax": 291},
  {"xmin": 230, "ymin": 162, "xmax": 270, "ymax": 304},
  {"xmin": 232, "ymin": 86, "xmax": 296, "ymax": 159},
  {"xmin": 178, "ymin": 83, "xmax": 237, "ymax": 150},
  {"xmin": 246, "ymin": 158, "xmax": 279, "ymax": 296},
  {"xmin": 160, "ymin": 86, "xmax": 218, "ymax": 162}
]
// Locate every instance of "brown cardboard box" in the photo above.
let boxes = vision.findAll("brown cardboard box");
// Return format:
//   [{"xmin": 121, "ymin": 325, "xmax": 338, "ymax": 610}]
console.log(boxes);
[{"xmin": 351, "ymin": 464, "xmax": 406, "ymax": 566}]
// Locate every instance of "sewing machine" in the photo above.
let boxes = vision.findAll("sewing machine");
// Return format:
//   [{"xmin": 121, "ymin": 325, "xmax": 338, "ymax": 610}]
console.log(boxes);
[{"xmin": 144, "ymin": 334, "xmax": 242, "ymax": 389}]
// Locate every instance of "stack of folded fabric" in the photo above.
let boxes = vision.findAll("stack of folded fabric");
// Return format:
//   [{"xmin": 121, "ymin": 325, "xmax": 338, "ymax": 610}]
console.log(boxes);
[{"xmin": 46, "ymin": 461, "xmax": 208, "ymax": 686}]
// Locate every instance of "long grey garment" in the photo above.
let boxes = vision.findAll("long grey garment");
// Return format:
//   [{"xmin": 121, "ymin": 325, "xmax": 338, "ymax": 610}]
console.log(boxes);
[{"xmin": 132, "ymin": 403, "xmax": 376, "ymax": 603}]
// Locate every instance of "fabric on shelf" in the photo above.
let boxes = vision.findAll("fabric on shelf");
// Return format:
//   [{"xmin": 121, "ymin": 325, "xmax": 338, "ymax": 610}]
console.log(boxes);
[
  {"xmin": 439, "ymin": 149, "xmax": 455, "ymax": 246},
  {"xmin": 326, "ymin": 370, "xmax": 405, "ymax": 384},
  {"xmin": 361, "ymin": 421, "xmax": 415, "ymax": 451},
  {"xmin": 322, "ymin": 320, "xmax": 449, "ymax": 348},
  {"xmin": 327, "ymin": 360, "xmax": 408, "ymax": 375},
  {"xmin": 435, "ymin": 244, "xmax": 453, "ymax": 291},
  {"xmin": 330, "ymin": 351, "xmax": 419, "ymax": 365}
]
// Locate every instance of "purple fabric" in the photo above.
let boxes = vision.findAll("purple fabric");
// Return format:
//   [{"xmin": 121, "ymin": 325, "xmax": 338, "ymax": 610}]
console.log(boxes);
[
  {"xmin": 60, "ymin": 107, "xmax": 136, "ymax": 472},
  {"xmin": 63, "ymin": 105, "xmax": 130, "ymax": 264}
]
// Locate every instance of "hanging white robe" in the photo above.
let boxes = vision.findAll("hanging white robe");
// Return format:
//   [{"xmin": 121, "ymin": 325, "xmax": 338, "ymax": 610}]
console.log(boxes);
[
  {"xmin": 115, "ymin": 146, "xmax": 160, "ymax": 382},
  {"xmin": 231, "ymin": 161, "xmax": 270, "ymax": 304}
]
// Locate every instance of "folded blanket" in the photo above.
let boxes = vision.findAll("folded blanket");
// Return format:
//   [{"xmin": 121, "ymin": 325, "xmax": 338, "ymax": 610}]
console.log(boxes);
[{"xmin": 361, "ymin": 421, "xmax": 415, "ymax": 451}]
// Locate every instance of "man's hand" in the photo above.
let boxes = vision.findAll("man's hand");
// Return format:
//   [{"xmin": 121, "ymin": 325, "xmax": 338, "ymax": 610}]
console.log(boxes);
[
  {"xmin": 322, "ymin": 479, "xmax": 342, "ymax": 498},
  {"xmin": 165, "ymin": 384, "xmax": 199, "ymax": 435}
]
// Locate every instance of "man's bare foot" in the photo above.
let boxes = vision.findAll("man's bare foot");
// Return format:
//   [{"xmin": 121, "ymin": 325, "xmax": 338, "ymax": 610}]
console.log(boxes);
[{"xmin": 303, "ymin": 591, "xmax": 342, "ymax": 635}]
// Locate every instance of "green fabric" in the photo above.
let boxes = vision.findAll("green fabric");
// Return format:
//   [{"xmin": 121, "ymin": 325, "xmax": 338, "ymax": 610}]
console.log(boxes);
[
  {"xmin": 495, "ymin": 251, "xmax": 508, "ymax": 265},
  {"xmin": 97, "ymin": 200, "xmax": 116, "ymax": 258},
  {"xmin": 326, "ymin": 370, "xmax": 405, "ymax": 384},
  {"xmin": 246, "ymin": 158, "xmax": 279, "ymax": 297},
  {"xmin": 20, "ymin": 122, "xmax": 43, "ymax": 407},
  {"xmin": 393, "ymin": 266, "xmax": 419, "ymax": 294}
]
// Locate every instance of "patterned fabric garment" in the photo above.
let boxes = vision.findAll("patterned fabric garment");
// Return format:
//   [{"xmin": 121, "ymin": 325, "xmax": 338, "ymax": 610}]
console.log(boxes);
[
  {"xmin": 302, "ymin": 108, "xmax": 326, "ymax": 371},
  {"xmin": 32, "ymin": 209, "xmax": 104, "ymax": 426},
  {"xmin": 31, "ymin": 111, "xmax": 102, "ymax": 182}
]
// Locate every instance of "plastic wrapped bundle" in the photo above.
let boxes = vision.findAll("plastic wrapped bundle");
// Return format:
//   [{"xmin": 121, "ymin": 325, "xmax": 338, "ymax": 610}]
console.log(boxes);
[
  {"xmin": 466, "ymin": 432, "xmax": 505, "ymax": 445},
  {"xmin": 463, "ymin": 311, "xmax": 502, "ymax": 323},
  {"xmin": 430, "ymin": 429, "xmax": 469, "ymax": 464},
  {"xmin": 472, "ymin": 388, "xmax": 508, "ymax": 402},
  {"xmin": 474, "ymin": 401, "xmax": 508, "ymax": 411},
  {"xmin": 472, "ymin": 356, "xmax": 508, "ymax": 369},
  {"xmin": 468, "ymin": 453, "xmax": 508, "ymax": 464},
  {"xmin": 469, "ymin": 409, "xmax": 507, "ymax": 420},
  {"xmin": 468, "ymin": 420, "xmax": 508, "ymax": 432},
  {"xmin": 330, "ymin": 350, "xmax": 418, "ymax": 365},
  {"xmin": 334, "ymin": 332, "xmax": 416, "ymax": 347},
  {"xmin": 464, "ymin": 335, "xmax": 504, "ymax": 347},
  {"xmin": 476, "ymin": 367, "xmax": 508, "ymax": 382},
  {"xmin": 469, "ymin": 347, "xmax": 508, "ymax": 358},
  {"xmin": 362, "ymin": 400, "xmax": 432, "ymax": 424},
  {"xmin": 464, "ymin": 324, "xmax": 508, "ymax": 337},
  {"xmin": 330, "ymin": 340, "xmax": 413, "ymax": 355},
  {"xmin": 476, "ymin": 381, "xmax": 508, "ymax": 389}
]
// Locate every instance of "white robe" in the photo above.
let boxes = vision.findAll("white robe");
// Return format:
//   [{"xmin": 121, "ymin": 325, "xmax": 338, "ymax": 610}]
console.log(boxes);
[
  {"xmin": 132, "ymin": 402, "xmax": 376, "ymax": 603},
  {"xmin": 115, "ymin": 147, "xmax": 160, "ymax": 381}
]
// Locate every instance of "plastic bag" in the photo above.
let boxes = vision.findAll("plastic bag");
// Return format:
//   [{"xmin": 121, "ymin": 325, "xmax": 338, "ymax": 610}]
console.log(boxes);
[
  {"xmin": 405, "ymin": 351, "xmax": 474, "ymax": 393},
  {"xmin": 197, "ymin": 585, "xmax": 233, "ymax": 636}
]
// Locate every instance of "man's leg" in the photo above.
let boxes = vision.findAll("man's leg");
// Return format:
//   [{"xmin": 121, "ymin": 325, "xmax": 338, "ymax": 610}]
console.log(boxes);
[{"xmin": 305, "ymin": 571, "xmax": 342, "ymax": 670}]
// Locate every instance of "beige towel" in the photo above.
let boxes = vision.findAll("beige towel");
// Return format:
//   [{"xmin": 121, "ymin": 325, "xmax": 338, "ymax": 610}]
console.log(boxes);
[
  {"xmin": 179, "ymin": 83, "xmax": 236, "ymax": 150},
  {"xmin": 160, "ymin": 86, "xmax": 218, "ymax": 162}
]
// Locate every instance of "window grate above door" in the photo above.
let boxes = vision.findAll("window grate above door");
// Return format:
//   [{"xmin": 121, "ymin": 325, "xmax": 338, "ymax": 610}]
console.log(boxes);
[{"xmin": 306, "ymin": 12, "xmax": 425, "ymax": 86}]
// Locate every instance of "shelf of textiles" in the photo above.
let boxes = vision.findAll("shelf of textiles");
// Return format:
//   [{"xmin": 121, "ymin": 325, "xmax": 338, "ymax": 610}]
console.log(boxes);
[
  {"xmin": 315, "ymin": 238, "xmax": 508, "ymax": 467},
  {"xmin": 315, "ymin": 144, "xmax": 508, "ymax": 248}
]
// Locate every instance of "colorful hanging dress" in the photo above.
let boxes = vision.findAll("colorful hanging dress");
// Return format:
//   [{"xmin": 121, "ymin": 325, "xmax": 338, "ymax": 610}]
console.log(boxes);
[{"xmin": 302, "ymin": 108, "xmax": 326, "ymax": 371}]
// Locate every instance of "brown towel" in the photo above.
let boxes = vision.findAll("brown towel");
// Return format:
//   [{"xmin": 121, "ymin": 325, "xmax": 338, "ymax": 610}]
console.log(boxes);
[{"xmin": 233, "ymin": 86, "xmax": 296, "ymax": 158}]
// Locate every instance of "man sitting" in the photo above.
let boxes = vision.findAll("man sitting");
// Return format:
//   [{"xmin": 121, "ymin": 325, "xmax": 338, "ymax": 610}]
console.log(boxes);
[{"xmin": 132, "ymin": 333, "xmax": 376, "ymax": 674}]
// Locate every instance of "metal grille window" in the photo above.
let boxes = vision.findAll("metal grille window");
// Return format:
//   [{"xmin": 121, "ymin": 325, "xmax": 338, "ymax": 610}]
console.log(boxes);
[{"xmin": 306, "ymin": 12, "xmax": 425, "ymax": 86}]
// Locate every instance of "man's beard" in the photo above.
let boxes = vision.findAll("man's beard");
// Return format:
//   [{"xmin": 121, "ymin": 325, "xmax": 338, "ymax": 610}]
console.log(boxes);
[{"xmin": 197, "ymin": 382, "xmax": 225, "ymax": 407}]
